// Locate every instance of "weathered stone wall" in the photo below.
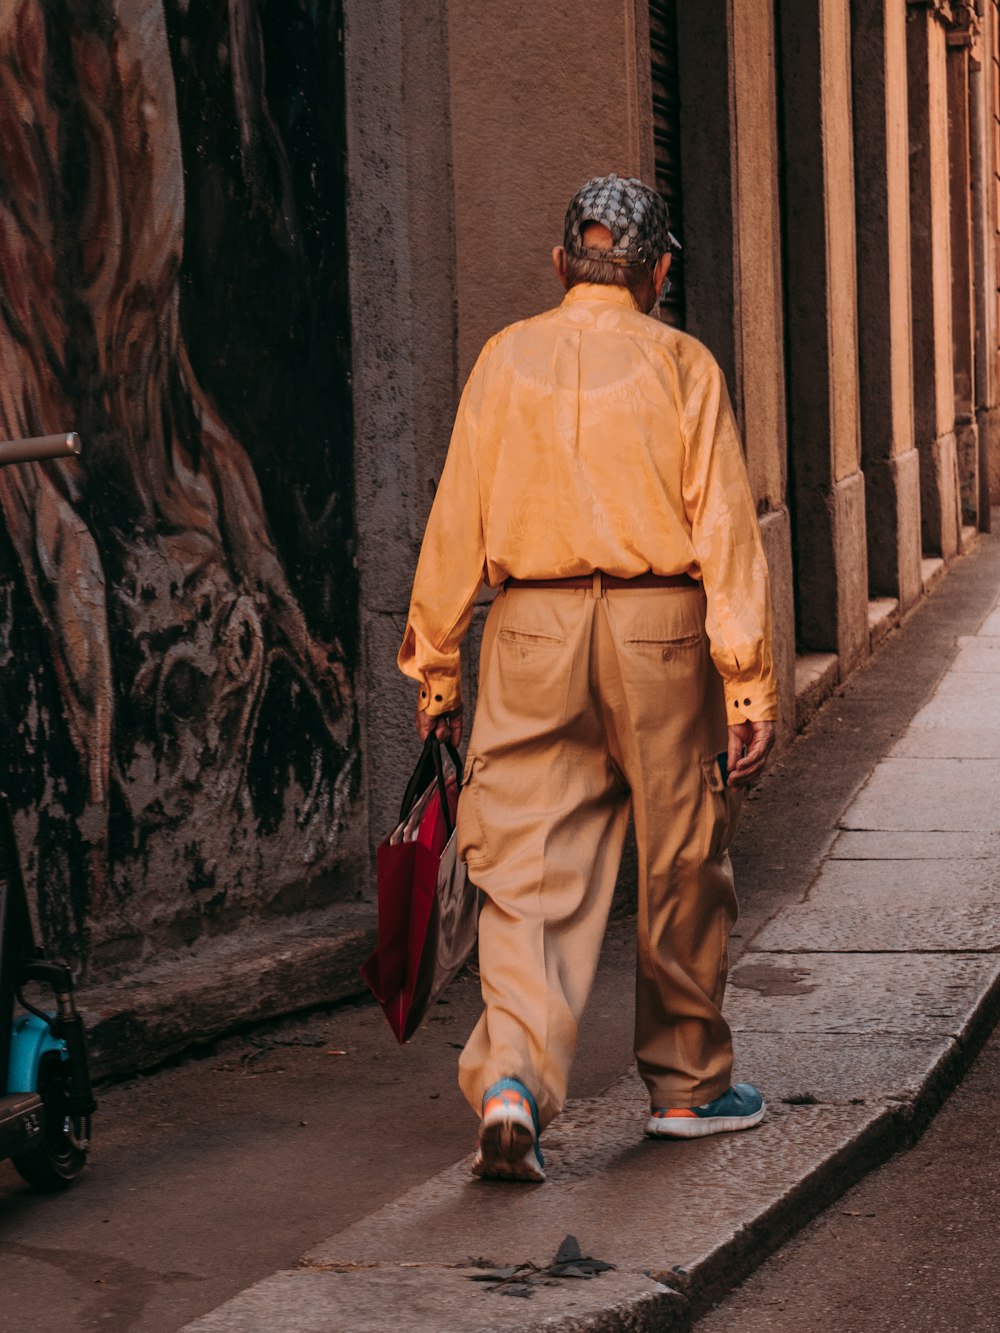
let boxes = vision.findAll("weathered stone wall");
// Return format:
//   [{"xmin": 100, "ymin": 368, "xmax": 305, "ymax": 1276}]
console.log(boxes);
[
  {"xmin": 342, "ymin": 0, "xmax": 460, "ymax": 852},
  {"xmin": 0, "ymin": 0, "xmax": 360, "ymax": 979},
  {"xmin": 446, "ymin": 0, "xmax": 654, "ymax": 383}
]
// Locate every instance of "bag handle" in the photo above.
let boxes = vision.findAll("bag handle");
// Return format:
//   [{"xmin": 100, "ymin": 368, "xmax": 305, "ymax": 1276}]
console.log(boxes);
[
  {"xmin": 431, "ymin": 738, "xmax": 454, "ymax": 840},
  {"xmin": 398, "ymin": 734, "xmax": 463, "ymax": 830}
]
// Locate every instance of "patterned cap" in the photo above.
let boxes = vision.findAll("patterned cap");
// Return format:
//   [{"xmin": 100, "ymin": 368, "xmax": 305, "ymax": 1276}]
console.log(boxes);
[{"xmin": 563, "ymin": 173, "xmax": 681, "ymax": 265}]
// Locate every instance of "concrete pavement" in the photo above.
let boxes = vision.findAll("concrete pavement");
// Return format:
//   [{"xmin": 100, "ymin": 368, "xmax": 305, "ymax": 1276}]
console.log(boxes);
[{"xmin": 183, "ymin": 536, "xmax": 1000, "ymax": 1333}]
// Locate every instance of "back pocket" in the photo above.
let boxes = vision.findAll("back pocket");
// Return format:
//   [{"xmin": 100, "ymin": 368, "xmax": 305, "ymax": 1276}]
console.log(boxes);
[
  {"xmin": 497, "ymin": 627, "xmax": 564, "ymax": 648},
  {"xmin": 625, "ymin": 630, "xmax": 704, "ymax": 661}
]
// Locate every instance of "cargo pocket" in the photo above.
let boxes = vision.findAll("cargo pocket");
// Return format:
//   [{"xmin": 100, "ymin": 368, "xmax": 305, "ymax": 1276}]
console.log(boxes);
[
  {"xmin": 456, "ymin": 753, "xmax": 494, "ymax": 870},
  {"xmin": 702, "ymin": 757, "xmax": 738, "ymax": 861}
]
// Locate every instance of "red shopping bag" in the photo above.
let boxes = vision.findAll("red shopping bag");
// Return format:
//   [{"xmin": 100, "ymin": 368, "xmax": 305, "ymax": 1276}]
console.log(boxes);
[{"xmin": 360, "ymin": 736, "xmax": 477, "ymax": 1042}]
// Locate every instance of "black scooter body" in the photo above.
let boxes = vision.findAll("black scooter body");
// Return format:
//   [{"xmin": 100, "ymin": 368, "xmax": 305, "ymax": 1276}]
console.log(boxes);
[
  {"xmin": 0, "ymin": 794, "xmax": 96, "ymax": 1187},
  {"xmin": 0, "ymin": 431, "xmax": 95, "ymax": 1188}
]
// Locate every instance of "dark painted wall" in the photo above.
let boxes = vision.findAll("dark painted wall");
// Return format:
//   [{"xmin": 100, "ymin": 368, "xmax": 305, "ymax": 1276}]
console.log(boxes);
[{"xmin": 0, "ymin": 0, "xmax": 357, "ymax": 978}]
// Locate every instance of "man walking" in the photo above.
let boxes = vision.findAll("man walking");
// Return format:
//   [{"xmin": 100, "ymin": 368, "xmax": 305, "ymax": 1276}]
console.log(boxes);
[{"xmin": 398, "ymin": 175, "xmax": 776, "ymax": 1182}]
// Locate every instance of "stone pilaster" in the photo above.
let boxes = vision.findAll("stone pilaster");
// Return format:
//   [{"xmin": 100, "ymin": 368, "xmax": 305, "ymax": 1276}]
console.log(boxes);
[
  {"xmin": 852, "ymin": 0, "xmax": 923, "ymax": 611},
  {"xmin": 779, "ymin": 0, "xmax": 869, "ymax": 669},
  {"xmin": 907, "ymin": 0, "xmax": 963, "ymax": 556}
]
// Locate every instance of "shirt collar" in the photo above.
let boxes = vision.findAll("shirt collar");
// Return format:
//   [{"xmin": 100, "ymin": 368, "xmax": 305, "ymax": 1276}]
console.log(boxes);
[{"xmin": 561, "ymin": 283, "xmax": 640, "ymax": 311}]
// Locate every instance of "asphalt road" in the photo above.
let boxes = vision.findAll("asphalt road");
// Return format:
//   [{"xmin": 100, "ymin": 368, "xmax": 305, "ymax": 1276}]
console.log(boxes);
[{"xmin": 697, "ymin": 1017, "xmax": 1000, "ymax": 1332}]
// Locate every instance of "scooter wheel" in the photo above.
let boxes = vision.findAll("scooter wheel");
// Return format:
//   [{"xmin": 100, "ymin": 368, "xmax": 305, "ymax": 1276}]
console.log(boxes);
[{"xmin": 12, "ymin": 1052, "xmax": 90, "ymax": 1191}]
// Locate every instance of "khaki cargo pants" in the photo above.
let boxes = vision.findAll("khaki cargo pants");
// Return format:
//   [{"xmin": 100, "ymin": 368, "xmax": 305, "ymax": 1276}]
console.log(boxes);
[{"xmin": 456, "ymin": 577, "xmax": 741, "ymax": 1129}]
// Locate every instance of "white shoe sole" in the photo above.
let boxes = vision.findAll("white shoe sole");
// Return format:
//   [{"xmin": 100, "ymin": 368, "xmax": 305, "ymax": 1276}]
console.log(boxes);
[
  {"xmin": 472, "ymin": 1108, "xmax": 545, "ymax": 1182},
  {"xmin": 645, "ymin": 1104, "xmax": 766, "ymax": 1139}
]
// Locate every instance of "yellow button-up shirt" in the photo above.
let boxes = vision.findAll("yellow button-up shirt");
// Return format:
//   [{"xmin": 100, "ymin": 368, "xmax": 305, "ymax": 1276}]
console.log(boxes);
[{"xmin": 398, "ymin": 283, "xmax": 778, "ymax": 727}]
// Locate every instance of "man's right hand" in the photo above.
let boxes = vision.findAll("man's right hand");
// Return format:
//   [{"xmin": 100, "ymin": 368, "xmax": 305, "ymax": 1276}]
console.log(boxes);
[
  {"xmin": 727, "ymin": 720, "xmax": 775, "ymax": 788},
  {"xmin": 416, "ymin": 702, "xmax": 464, "ymax": 748}
]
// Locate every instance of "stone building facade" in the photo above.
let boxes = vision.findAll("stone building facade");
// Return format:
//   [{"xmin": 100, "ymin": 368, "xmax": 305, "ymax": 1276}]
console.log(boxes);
[
  {"xmin": 0, "ymin": 1, "xmax": 997, "ymax": 1059},
  {"xmin": 352, "ymin": 0, "xmax": 1000, "ymax": 849}
]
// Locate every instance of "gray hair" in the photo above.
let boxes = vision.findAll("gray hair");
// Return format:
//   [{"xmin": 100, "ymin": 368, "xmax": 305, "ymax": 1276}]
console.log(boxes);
[{"xmin": 564, "ymin": 250, "xmax": 657, "ymax": 299}]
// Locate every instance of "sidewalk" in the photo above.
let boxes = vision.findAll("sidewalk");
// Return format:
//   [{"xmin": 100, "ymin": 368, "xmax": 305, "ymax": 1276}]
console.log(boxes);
[{"xmin": 184, "ymin": 532, "xmax": 1000, "ymax": 1333}]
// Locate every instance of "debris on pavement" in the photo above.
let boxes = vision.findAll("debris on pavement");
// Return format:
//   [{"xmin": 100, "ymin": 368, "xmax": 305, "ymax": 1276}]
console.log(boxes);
[
  {"xmin": 465, "ymin": 1234, "xmax": 615, "ymax": 1298},
  {"xmin": 239, "ymin": 1033, "xmax": 329, "ymax": 1071}
]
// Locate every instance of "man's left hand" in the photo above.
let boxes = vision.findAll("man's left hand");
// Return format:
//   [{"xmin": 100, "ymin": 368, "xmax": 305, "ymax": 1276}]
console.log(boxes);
[
  {"xmin": 416, "ymin": 703, "xmax": 464, "ymax": 747},
  {"xmin": 727, "ymin": 720, "xmax": 775, "ymax": 788}
]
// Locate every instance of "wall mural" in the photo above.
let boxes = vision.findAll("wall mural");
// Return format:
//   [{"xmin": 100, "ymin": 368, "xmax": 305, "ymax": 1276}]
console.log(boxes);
[{"xmin": 0, "ymin": 0, "xmax": 357, "ymax": 976}]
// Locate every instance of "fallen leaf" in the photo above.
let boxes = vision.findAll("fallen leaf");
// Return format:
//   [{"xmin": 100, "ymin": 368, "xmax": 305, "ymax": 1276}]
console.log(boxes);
[
  {"xmin": 553, "ymin": 1235, "xmax": 582, "ymax": 1266},
  {"xmin": 465, "ymin": 1234, "xmax": 614, "ymax": 1298},
  {"xmin": 499, "ymin": 1283, "xmax": 534, "ymax": 1299}
]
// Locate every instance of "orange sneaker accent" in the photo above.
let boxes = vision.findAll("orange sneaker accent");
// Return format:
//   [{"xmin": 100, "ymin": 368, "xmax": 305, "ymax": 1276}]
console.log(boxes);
[
  {"xmin": 483, "ymin": 1092, "xmax": 531, "ymax": 1118},
  {"xmin": 659, "ymin": 1108, "xmax": 698, "ymax": 1119}
]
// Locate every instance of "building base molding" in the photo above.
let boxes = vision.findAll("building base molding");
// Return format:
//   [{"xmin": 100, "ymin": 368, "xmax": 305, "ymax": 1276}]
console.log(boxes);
[
  {"xmin": 758, "ymin": 506, "xmax": 795, "ymax": 740},
  {"xmin": 864, "ymin": 447, "xmax": 923, "ymax": 610},
  {"xmin": 920, "ymin": 430, "xmax": 961, "ymax": 559},
  {"xmin": 833, "ymin": 471, "xmax": 871, "ymax": 673},
  {"xmin": 954, "ymin": 417, "xmax": 980, "ymax": 527},
  {"xmin": 792, "ymin": 471, "xmax": 869, "ymax": 672},
  {"xmin": 977, "ymin": 405, "xmax": 1000, "ymax": 508}
]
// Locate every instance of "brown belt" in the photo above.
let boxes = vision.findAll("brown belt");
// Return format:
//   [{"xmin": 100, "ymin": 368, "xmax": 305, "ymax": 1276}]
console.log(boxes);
[{"xmin": 504, "ymin": 571, "xmax": 698, "ymax": 591}]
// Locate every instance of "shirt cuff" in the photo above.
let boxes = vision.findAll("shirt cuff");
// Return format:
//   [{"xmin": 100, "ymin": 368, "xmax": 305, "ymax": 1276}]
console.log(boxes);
[
  {"xmin": 417, "ymin": 676, "xmax": 462, "ymax": 717},
  {"xmin": 724, "ymin": 682, "xmax": 778, "ymax": 727}
]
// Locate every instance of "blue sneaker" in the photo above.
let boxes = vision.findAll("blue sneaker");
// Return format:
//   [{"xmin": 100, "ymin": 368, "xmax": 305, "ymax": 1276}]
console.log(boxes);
[
  {"xmin": 645, "ymin": 1082, "xmax": 765, "ymax": 1139},
  {"xmin": 471, "ymin": 1078, "xmax": 545, "ymax": 1182}
]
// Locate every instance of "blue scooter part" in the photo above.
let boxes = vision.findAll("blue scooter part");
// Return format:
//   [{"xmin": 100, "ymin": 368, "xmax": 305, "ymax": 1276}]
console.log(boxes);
[{"xmin": 7, "ymin": 1013, "xmax": 66, "ymax": 1095}]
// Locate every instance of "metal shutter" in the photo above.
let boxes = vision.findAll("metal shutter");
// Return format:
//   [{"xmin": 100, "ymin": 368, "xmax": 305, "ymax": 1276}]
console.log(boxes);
[{"xmin": 649, "ymin": 0, "xmax": 685, "ymax": 327}]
